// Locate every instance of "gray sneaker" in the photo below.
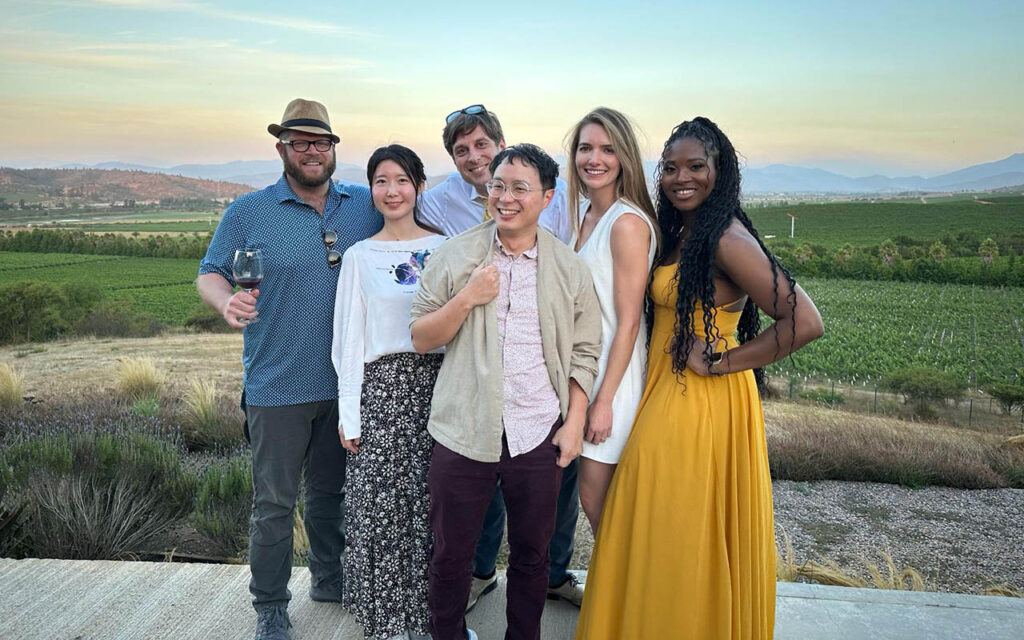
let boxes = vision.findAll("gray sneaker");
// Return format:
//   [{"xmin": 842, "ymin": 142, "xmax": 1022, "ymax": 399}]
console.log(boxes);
[
  {"xmin": 309, "ymin": 576, "xmax": 342, "ymax": 603},
  {"xmin": 547, "ymin": 573, "xmax": 584, "ymax": 607},
  {"xmin": 254, "ymin": 605, "xmax": 292, "ymax": 640},
  {"xmin": 465, "ymin": 573, "xmax": 497, "ymax": 612}
]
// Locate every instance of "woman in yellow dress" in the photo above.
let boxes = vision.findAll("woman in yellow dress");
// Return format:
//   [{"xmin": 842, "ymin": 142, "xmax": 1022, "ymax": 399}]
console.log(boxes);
[{"xmin": 575, "ymin": 117, "xmax": 824, "ymax": 640}]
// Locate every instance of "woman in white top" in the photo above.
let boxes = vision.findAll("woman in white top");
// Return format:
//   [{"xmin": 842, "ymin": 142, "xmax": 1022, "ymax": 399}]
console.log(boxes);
[
  {"xmin": 566, "ymin": 108, "xmax": 659, "ymax": 534},
  {"xmin": 331, "ymin": 144, "xmax": 445, "ymax": 640}
]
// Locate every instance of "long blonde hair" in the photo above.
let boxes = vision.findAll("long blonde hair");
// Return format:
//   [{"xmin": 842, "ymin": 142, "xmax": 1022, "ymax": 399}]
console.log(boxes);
[{"xmin": 565, "ymin": 107, "xmax": 659, "ymax": 249}]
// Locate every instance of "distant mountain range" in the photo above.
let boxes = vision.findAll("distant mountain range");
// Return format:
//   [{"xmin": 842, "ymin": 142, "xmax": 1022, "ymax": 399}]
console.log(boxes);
[
  {"xmin": 24, "ymin": 152, "xmax": 1024, "ymax": 195},
  {"xmin": 0, "ymin": 168, "xmax": 253, "ymax": 203},
  {"xmin": 740, "ymin": 153, "xmax": 1024, "ymax": 194},
  {"xmin": 54, "ymin": 160, "xmax": 368, "ymax": 190}
]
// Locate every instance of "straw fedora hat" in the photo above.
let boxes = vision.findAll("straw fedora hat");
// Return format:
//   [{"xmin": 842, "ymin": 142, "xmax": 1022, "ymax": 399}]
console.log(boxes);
[{"xmin": 267, "ymin": 98, "xmax": 340, "ymax": 143}]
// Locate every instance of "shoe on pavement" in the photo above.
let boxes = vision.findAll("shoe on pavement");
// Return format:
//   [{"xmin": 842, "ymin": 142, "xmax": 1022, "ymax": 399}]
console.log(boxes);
[
  {"xmin": 465, "ymin": 573, "xmax": 497, "ymax": 612},
  {"xmin": 546, "ymin": 573, "xmax": 584, "ymax": 607},
  {"xmin": 309, "ymin": 577, "xmax": 342, "ymax": 603},
  {"xmin": 254, "ymin": 605, "xmax": 292, "ymax": 640}
]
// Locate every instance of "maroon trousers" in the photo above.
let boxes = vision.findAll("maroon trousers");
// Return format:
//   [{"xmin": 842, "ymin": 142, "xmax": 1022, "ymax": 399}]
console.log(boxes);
[{"xmin": 428, "ymin": 421, "xmax": 563, "ymax": 640}]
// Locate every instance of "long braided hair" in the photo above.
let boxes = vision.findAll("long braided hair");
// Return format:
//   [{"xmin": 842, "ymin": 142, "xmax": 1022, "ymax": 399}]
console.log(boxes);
[{"xmin": 651, "ymin": 117, "xmax": 797, "ymax": 392}]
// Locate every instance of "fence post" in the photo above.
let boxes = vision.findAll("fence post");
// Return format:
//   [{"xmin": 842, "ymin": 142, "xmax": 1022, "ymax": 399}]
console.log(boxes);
[
  {"xmin": 873, "ymin": 386, "xmax": 878, "ymax": 413},
  {"xmin": 969, "ymin": 398, "xmax": 973, "ymax": 427},
  {"xmin": 831, "ymin": 380, "xmax": 836, "ymax": 408},
  {"xmin": 789, "ymin": 377, "xmax": 794, "ymax": 399}
]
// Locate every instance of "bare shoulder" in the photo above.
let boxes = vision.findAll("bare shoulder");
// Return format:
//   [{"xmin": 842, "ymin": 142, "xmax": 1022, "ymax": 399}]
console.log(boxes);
[{"xmin": 610, "ymin": 211, "xmax": 653, "ymax": 239}]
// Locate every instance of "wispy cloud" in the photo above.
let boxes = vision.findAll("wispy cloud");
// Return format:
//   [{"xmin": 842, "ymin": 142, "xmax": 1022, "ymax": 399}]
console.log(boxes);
[{"xmin": 85, "ymin": 0, "xmax": 374, "ymax": 37}]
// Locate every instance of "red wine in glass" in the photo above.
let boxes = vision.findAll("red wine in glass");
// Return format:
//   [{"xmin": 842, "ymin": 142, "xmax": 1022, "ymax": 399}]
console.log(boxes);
[{"xmin": 232, "ymin": 249, "xmax": 264, "ymax": 324}]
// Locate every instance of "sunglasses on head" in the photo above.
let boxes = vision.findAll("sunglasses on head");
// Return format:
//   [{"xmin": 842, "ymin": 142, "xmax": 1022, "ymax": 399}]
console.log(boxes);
[
  {"xmin": 445, "ymin": 104, "xmax": 486, "ymax": 124},
  {"xmin": 322, "ymin": 229, "xmax": 341, "ymax": 268}
]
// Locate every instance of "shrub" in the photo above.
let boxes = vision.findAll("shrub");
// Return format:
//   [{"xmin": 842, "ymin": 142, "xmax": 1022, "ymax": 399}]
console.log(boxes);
[
  {"xmin": 184, "ymin": 303, "xmax": 233, "ymax": 333},
  {"xmin": 76, "ymin": 302, "xmax": 163, "ymax": 338},
  {"xmin": 798, "ymin": 388, "xmax": 845, "ymax": 406},
  {"xmin": 181, "ymin": 377, "xmax": 242, "ymax": 451},
  {"xmin": 0, "ymin": 430, "xmax": 196, "ymax": 559},
  {"xmin": 117, "ymin": 357, "xmax": 162, "ymax": 401},
  {"xmin": 986, "ymin": 383, "xmax": 1024, "ymax": 415},
  {"xmin": 193, "ymin": 455, "xmax": 252, "ymax": 559},
  {"xmin": 0, "ymin": 482, "xmax": 26, "ymax": 557},
  {"xmin": 0, "ymin": 362, "xmax": 25, "ymax": 410},
  {"xmin": 881, "ymin": 367, "xmax": 965, "ymax": 415},
  {"xmin": 132, "ymin": 397, "xmax": 161, "ymax": 418}
]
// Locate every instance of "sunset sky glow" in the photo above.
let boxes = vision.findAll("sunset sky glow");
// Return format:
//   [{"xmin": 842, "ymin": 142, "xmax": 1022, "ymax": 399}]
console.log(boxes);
[{"xmin": 1, "ymin": 0, "xmax": 1022, "ymax": 177}]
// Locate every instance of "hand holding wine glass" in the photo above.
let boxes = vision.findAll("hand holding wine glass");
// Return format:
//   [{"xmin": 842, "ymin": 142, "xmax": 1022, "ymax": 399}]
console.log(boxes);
[{"xmin": 228, "ymin": 249, "xmax": 263, "ymax": 327}]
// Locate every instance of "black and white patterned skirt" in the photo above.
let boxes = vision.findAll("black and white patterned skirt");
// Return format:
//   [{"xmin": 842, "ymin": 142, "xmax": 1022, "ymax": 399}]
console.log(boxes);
[{"xmin": 342, "ymin": 351, "xmax": 442, "ymax": 639}]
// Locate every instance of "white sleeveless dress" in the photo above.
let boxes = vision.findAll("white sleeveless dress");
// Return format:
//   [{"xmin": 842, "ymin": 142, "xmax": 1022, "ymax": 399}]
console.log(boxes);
[{"xmin": 577, "ymin": 198, "xmax": 658, "ymax": 463}]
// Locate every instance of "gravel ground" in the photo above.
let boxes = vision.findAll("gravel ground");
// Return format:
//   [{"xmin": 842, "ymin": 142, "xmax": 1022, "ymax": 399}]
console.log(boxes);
[{"xmin": 565, "ymin": 480, "xmax": 1024, "ymax": 594}]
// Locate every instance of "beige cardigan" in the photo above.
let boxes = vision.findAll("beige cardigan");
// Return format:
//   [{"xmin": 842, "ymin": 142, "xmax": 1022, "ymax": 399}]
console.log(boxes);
[{"xmin": 410, "ymin": 221, "xmax": 602, "ymax": 462}]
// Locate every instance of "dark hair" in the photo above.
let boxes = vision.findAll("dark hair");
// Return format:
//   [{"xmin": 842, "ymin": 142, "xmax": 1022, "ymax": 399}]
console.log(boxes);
[
  {"xmin": 652, "ymin": 117, "xmax": 797, "ymax": 392},
  {"xmin": 443, "ymin": 109, "xmax": 504, "ymax": 157},
  {"xmin": 366, "ymin": 144, "xmax": 442, "ymax": 235},
  {"xmin": 489, "ymin": 143, "xmax": 559, "ymax": 191}
]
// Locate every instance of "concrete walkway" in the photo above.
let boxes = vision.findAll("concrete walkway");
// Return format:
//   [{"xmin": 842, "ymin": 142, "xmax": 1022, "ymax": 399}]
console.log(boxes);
[{"xmin": 1, "ymin": 558, "xmax": 1022, "ymax": 639}]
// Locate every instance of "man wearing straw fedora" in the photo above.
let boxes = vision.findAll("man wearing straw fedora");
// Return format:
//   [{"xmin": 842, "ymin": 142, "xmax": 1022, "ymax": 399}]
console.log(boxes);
[{"xmin": 198, "ymin": 98, "xmax": 382, "ymax": 640}]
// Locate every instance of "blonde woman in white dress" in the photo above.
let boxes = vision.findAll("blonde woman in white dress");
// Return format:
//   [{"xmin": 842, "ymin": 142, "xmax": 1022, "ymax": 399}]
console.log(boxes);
[{"xmin": 566, "ymin": 108, "xmax": 659, "ymax": 534}]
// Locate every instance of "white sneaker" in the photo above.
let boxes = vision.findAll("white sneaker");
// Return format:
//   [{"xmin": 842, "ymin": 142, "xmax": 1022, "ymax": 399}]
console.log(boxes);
[
  {"xmin": 465, "ymin": 573, "xmax": 497, "ymax": 612},
  {"xmin": 546, "ymin": 573, "xmax": 585, "ymax": 607},
  {"xmin": 467, "ymin": 630, "xmax": 479, "ymax": 640}
]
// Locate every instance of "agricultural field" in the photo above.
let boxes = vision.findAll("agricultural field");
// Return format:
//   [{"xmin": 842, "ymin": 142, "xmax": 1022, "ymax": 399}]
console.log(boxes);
[
  {"xmin": 749, "ymin": 197, "xmax": 1024, "ymax": 249},
  {"xmin": 47, "ymin": 220, "xmax": 219, "ymax": 234},
  {"xmin": 0, "ymin": 251, "xmax": 201, "ymax": 323},
  {"xmin": 767, "ymin": 277, "xmax": 1024, "ymax": 386}
]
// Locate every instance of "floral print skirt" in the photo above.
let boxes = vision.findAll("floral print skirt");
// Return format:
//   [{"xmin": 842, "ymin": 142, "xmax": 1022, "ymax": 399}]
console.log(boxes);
[{"xmin": 343, "ymin": 351, "xmax": 442, "ymax": 639}]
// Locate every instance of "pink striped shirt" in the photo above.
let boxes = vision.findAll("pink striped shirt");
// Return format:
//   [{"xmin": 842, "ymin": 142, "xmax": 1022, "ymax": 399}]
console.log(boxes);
[{"xmin": 493, "ymin": 237, "xmax": 561, "ymax": 456}]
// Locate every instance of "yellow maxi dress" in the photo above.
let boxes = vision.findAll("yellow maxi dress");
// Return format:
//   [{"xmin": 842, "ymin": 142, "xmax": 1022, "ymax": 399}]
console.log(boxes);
[{"xmin": 575, "ymin": 265, "xmax": 776, "ymax": 640}]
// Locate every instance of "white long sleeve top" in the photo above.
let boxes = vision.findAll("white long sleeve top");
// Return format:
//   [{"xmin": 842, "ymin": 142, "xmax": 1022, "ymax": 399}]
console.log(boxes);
[{"xmin": 331, "ymin": 234, "xmax": 446, "ymax": 439}]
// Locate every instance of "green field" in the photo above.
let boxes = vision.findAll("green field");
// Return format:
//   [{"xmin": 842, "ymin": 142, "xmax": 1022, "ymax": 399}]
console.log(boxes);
[
  {"xmin": 749, "ymin": 197, "xmax": 1024, "ymax": 249},
  {"xmin": 52, "ymin": 220, "xmax": 219, "ymax": 233},
  {"xmin": 767, "ymin": 277, "xmax": 1024, "ymax": 386},
  {"xmin": 0, "ymin": 251, "xmax": 201, "ymax": 323}
]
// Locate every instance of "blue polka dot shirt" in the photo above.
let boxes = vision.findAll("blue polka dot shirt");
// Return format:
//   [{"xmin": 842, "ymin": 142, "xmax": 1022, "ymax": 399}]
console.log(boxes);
[{"xmin": 200, "ymin": 175, "xmax": 383, "ymax": 407}]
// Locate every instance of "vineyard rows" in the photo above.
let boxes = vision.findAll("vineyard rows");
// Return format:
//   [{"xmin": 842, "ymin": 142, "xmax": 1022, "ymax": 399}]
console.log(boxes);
[{"xmin": 768, "ymin": 278, "xmax": 1024, "ymax": 385}]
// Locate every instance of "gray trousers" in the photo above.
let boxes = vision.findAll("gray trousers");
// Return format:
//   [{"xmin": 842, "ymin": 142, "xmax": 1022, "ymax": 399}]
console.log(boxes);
[{"xmin": 245, "ymin": 399, "xmax": 345, "ymax": 610}]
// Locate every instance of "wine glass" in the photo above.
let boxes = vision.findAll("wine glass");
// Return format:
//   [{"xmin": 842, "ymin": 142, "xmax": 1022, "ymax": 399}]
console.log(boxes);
[{"xmin": 232, "ymin": 249, "xmax": 263, "ymax": 324}]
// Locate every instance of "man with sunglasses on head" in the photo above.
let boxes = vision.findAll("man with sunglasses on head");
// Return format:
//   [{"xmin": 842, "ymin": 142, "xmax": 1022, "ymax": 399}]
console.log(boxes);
[
  {"xmin": 418, "ymin": 105, "xmax": 571, "ymax": 244},
  {"xmin": 418, "ymin": 105, "xmax": 586, "ymax": 614},
  {"xmin": 197, "ymin": 98, "xmax": 382, "ymax": 640}
]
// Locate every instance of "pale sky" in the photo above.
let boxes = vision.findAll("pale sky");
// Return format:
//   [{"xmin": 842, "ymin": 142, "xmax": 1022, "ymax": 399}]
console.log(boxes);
[{"xmin": 1, "ymin": 0, "xmax": 1021, "ymax": 177}]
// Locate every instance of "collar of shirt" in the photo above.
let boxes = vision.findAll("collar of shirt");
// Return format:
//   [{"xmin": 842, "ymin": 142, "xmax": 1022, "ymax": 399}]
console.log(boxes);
[
  {"xmin": 494, "ymin": 231, "xmax": 538, "ymax": 260},
  {"xmin": 271, "ymin": 174, "xmax": 351, "ymax": 209}
]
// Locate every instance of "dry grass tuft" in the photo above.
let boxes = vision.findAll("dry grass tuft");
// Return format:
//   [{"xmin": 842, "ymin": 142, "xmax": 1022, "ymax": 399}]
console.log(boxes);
[
  {"xmin": 981, "ymin": 584, "xmax": 1023, "ymax": 597},
  {"xmin": 798, "ymin": 558, "xmax": 868, "ymax": 588},
  {"xmin": 0, "ymin": 362, "xmax": 25, "ymax": 409},
  {"xmin": 863, "ymin": 552, "xmax": 927, "ymax": 591},
  {"xmin": 180, "ymin": 377, "xmax": 240, "ymax": 451},
  {"xmin": 293, "ymin": 512, "xmax": 309, "ymax": 563},
  {"xmin": 116, "ymin": 357, "xmax": 162, "ymax": 401},
  {"xmin": 766, "ymin": 403, "xmax": 1023, "ymax": 489},
  {"xmin": 1003, "ymin": 434, "xmax": 1024, "ymax": 448},
  {"xmin": 776, "ymin": 529, "xmax": 800, "ymax": 582}
]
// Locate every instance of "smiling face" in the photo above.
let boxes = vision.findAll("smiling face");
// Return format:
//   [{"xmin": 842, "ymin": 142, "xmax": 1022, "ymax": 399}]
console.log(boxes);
[
  {"xmin": 451, "ymin": 125, "xmax": 505, "ymax": 194},
  {"xmin": 277, "ymin": 131, "xmax": 336, "ymax": 188},
  {"xmin": 574, "ymin": 122, "xmax": 621, "ymax": 198},
  {"xmin": 660, "ymin": 136, "xmax": 717, "ymax": 212},
  {"xmin": 371, "ymin": 159, "xmax": 421, "ymax": 222},
  {"xmin": 488, "ymin": 157, "xmax": 554, "ymax": 241}
]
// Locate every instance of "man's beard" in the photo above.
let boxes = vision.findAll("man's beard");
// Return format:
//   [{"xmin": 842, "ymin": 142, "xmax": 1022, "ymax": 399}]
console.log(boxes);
[{"xmin": 283, "ymin": 152, "xmax": 336, "ymax": 188}]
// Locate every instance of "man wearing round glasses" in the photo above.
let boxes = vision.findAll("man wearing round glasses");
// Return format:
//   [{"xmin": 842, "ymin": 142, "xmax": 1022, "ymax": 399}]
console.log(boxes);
[
  {"xmin": 417, "ymin": 105, "xmax": 572, "ymax": 244},
  {"xmin": 411, "ymin": 144, "xmax": 600, "ymax": 640},
  {"xmin": 197, "ymin": 98, "xmax": 382, "ymax": 640}
]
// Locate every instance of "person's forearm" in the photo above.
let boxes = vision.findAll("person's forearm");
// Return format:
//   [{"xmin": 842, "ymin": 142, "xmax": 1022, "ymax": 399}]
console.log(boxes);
[
  {"xmin": 566, "ymin": 379, "xmax": 589, "ymax": 427},
  {"xmin": 196, "ymin": 273, "xmax": 234, "ymax": 316},
  {"xmin": 715, "ymin": 311, "xmax": 823, "ymax": 375},
  {"xmin": 592, "ymin": 318, "xmax": 641, "ymax": 406},
  {"xmin": 411, "ymin": 289, "xmax": 475, "ymax": 353}
]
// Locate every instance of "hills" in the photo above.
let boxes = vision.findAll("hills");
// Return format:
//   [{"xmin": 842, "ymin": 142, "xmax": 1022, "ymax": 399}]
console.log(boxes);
[
  {"xmin": 0, "ymin": 168, "xmax": 253, "ymax": 205},
  {"xmin": 55, "ymin": 160, "xmax": 368, "ymax": 189}
]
